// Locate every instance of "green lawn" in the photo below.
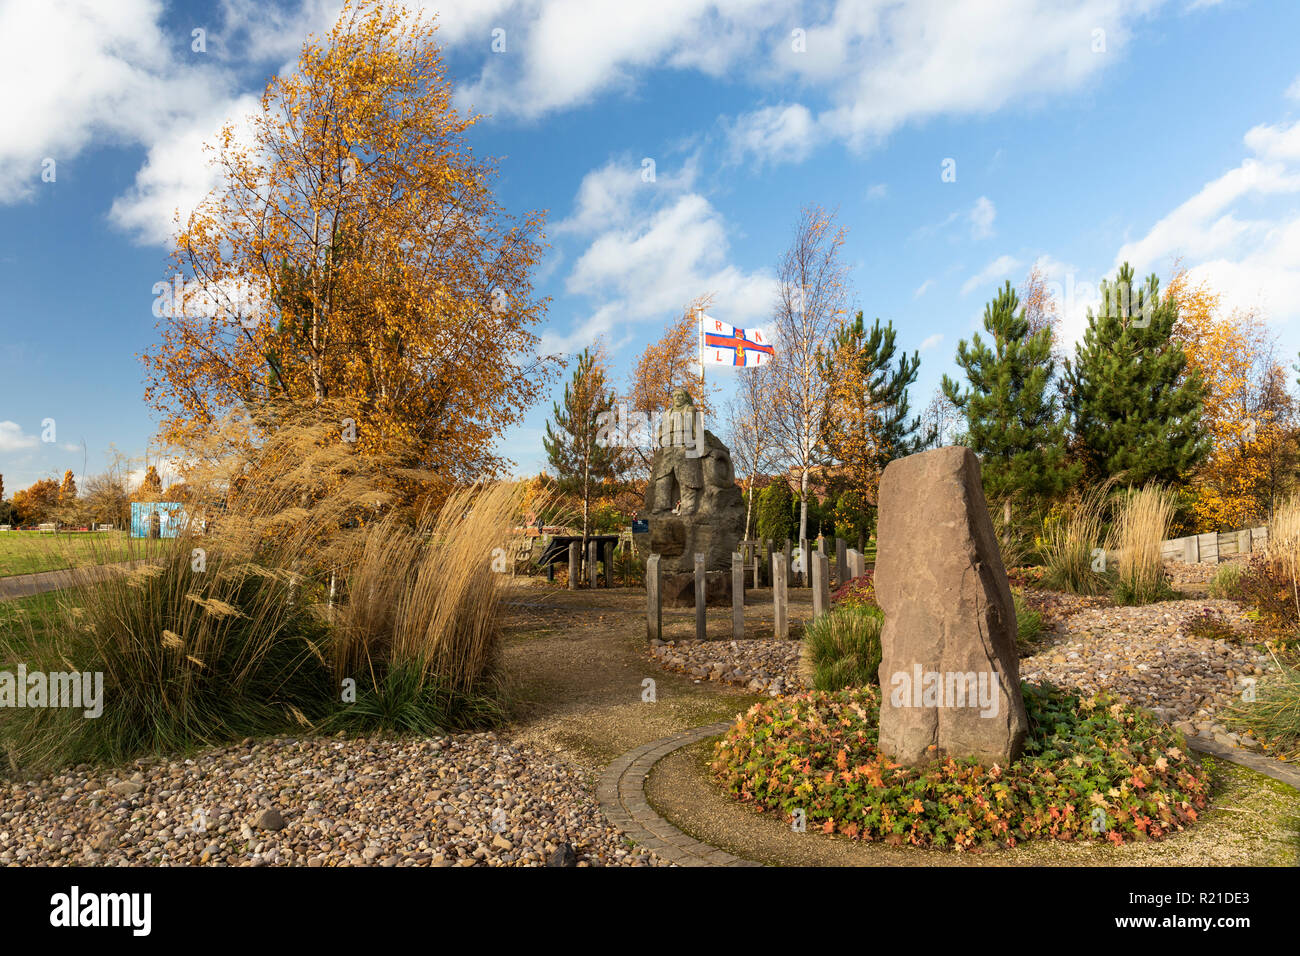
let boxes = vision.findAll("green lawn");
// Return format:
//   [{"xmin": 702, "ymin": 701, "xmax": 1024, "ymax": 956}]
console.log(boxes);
[
  {"xmin": 0, "ymin": 530, "xmax": 155, "ymax": 578},
  {"xmin": 0, "ymin": 591, "xmax": 63, "ymax": 654}
]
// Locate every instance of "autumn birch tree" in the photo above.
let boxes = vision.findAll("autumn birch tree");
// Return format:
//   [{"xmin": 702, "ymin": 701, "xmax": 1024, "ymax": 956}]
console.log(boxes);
[
  {"xmin": 143, "ymin": 0, "xmax": 553, "ymax": 499},
  {"xmin": 767, "ymin": 206, "xmax": 849, "ymax": 546}
]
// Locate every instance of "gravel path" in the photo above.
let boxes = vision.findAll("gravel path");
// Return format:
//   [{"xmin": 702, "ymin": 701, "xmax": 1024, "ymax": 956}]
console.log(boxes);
[{"xmin": 0, "ymin": 734, "xmax": 665, "ymax": 867}]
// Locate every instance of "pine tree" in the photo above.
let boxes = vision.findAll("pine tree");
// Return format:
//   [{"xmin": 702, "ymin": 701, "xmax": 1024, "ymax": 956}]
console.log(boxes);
[
  {"xmin": 942, "ymin": 281, "xmax": 1078, "ymax": 505},
  {"xmin": 543, "ymin": 348, "xmax": 622, "ymax": 561},
  {"xmin": 1064, "ymin": 263, "xmax": 1207, "ymax": 487},
  {"xmin": 820, "ymin": 312, "xmax": 931, "ymax": 524},
  {"xmin": 822, "ymin": 312, "xmax": 929, "ymax": 468}
]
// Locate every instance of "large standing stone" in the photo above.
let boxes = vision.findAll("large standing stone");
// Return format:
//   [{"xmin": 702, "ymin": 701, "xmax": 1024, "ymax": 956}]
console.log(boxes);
[{"xmin": 875, "ymin": 446, "xmax": 1028, "ymax": 767}]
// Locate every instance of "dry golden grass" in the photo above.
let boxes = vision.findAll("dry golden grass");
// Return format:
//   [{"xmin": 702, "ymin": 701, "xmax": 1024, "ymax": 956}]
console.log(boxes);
[
  {"xmin": 1040, "ymin": 481, "xmax": 1113, "ymax": 596},
  {"xmin": 1112, "ymin": 483, "xmax": 1176, "ymax": 605},
  {"xmin": 1, "ymin": 399, "xmax": 539, "ymax": 772}
]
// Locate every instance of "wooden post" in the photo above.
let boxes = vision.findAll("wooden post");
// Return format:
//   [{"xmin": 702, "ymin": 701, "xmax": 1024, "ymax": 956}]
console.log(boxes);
[
  {"xmin": 646, "ymin": 554, "xmax": 662, "ymax": 642},
  {"xmin": 773, "ymin": 552, "xmax": 788, "ymax": 639},
  {"xmin": 813, "ymin": 552, "xmax": 830, "ymax": 619},
  {"xmin": 799, "ymin": 537, "xmax": 809, "ymax": 588},
  {"xmin": 752, "ymin": 545, "xmax": 760, "ymax": 590},
  {"xmin": 694, "ymin": 552, "xmax": 707, "ymax": 641},
  {"xmin": 588, "ymin": 540, "xmax": 598, "ymax": 587},
  {"xmin": 732, "ymin": 551, "xmax": 745, "ymax": 641},
  {"xmin": 603, "ymin": 540, "xmax": 615, "ymax": 588},
  {"xmin": 568, "ymin": 542, "xmax": 580, "ymax": 590},
  {"xmin": 1184, "ymin": 536, "xmax": 1199, "ymax": 564},
  {"xmin": 836, "ymin": 537, "xmax": 847, "ymax": 586}
]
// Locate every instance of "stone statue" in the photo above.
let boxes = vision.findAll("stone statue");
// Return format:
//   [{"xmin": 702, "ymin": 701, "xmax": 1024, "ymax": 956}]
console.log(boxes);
[{"xmin": 639, "ymin": 388, "xmax": 746, "ymax": 605}]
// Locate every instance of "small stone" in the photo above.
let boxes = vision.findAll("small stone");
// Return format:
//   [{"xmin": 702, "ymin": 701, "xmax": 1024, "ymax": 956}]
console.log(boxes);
[
  {"xmin": 547, "ymin": 843, "xmax": 578, "ymax": 867},
  {"xmin": 91, "ymin": 827, "xmax": 118, "ymax": 853},
  {"xmin": 109, "ymin": 781, "xmax": 143, "ymax": 797},
  {"xmin": 252, "ymin": 808, "xmax": 285, "ymax": 831},
  {"xmin": 492, "ymin": 834, "xmax": 514, "ymax": 851}
]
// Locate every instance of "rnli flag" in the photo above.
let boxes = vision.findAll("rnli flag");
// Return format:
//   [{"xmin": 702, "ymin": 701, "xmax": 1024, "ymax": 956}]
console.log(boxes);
[{"xmin": 701, "ymin": 316, "xmax": 775, "ymax": 367}]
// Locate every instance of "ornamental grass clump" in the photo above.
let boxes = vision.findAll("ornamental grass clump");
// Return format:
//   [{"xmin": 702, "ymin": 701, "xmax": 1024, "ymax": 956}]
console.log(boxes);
[
  {"xmin": 713, "ymin": 682, "xmax": 1209, "ymax": 850},
  {"xmin": 1040, "ymin": 482, "xmax": 1111, "ymax": 596},
  {"xmin": 1207, "ymin": 562, "xmax": 1245, "ymax": 599},
  {"xmin": 1111, "ymin": 484, "xmax": 1177, "ymax": 606},
  {"xmin": 0, "ymin": 401, "xmax": 534, "ymax": 775},
  {"xmin": 801, "ymin": 604, "xmax": 883, "ymax": 691},
  {"xmin": 1264, "ymin": 496, "xmax": 1300, "ymax": 628},
  {"xmin": 329, "ymin": 481, "xmax": 527, "ymax": 734},
  {"xmin": 1223, "ymin": 654, "xmax": 1300, "ymax": 761},
  {"xmin": 0, "ymin": 524, "xmax": 334, "ymax": 774}
]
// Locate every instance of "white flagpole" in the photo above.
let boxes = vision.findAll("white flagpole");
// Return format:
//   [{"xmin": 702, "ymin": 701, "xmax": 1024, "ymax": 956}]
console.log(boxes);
[
  {"xmin": 697, "ymin": 307, "xmax": 705, "ymax": 385},
  {"xmin": 697, "ymin": 307, "xmax": 706, "ymax": 433}
]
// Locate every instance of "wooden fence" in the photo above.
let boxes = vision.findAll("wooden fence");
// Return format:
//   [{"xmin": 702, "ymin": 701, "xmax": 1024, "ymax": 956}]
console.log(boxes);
[{"xmin": 1161, "ymin": 526, "xmax": 1267, "ymax": 565}]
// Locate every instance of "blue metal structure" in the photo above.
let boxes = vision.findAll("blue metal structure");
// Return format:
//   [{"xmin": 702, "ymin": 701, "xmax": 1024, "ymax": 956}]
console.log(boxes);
[{"xmin": 129, "ymin": 502, "xmax": 187, "ymax": 538}]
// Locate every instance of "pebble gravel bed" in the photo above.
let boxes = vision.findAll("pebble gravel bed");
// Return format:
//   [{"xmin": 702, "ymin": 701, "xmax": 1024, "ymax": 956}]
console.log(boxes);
[
  {"xmin": 650, "ymin": 637, "xmax": 804, "ymax": 696},
  {"xmin": 1021, "ymin": 598, "xmax": 1272, "ymax": 749},
  {"xmin": 0, "ymin": 733, "xmax": 666, "ymax": 867},
  {"xmin": 1165, "ymin": 558, "xmax": 1245, "ymax": 586}
]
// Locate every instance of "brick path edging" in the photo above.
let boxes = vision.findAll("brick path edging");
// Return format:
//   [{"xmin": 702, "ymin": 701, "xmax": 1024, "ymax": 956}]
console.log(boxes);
[{"xmin": 598, "ymin": 721, "xmax": 763, "ymax": 867}]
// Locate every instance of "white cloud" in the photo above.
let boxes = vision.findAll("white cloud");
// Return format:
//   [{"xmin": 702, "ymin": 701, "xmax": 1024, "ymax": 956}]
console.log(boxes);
[
  {"xmin": 454, "ymin": 0, "xmax": 785, "ymax": 120},
  {"xmin": 961, "ymin": 254, "xmax": 1022, "ymax": 295},
  {"xmin": 969, "ymin": 196, "xmax": 996, "ymax": 239},
  {"xmin": 544, "ymin": 160, "xmax": 776, "ymax": 355},
  {"xmin": 919, "ymin": 333, "xmax": 944, "ymax": 351},
  {"xmin": 731, "ymin": 0, "xmax": 1166, "ymax": 158},
  {"xmin": 866, "ymin": 183, "xmax": 888, "ymax": 201},
  {"xmin": 0, "ymin": 421, "xmax": 39, "ymax": 453},
  {"xmin": 0, "ymin": 0, "xmax": 239, "ymax": 206},
  {"xmin": 108, "ymin": 94, "xmax": 262, "ymax": 246},
  {"xmin": 1114, "ymin": 116, "xmax": 1300, "ymax": 327},
  {"xmin": 914, "ymin": 278, "xmax": 934, "ymax": 297},
  {"xmin": 1287, "ymin": 75, "xmax": 1300, "ymax": 102},
  {"xmin": 724, "ymin": 103, "xmax": 819, "ymax": 166}
]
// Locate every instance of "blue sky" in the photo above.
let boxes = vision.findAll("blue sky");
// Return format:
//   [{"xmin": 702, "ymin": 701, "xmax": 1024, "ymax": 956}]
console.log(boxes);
[{"xmin": 2, "ymin": 0, "xmax": 1300, "ymax": 492}]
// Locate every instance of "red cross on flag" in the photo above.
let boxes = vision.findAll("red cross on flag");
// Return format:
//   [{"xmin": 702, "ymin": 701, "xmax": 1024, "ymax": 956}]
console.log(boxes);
[{"xmin": 701, "ymin": 315, "xmax": 775, "ymax": 367}]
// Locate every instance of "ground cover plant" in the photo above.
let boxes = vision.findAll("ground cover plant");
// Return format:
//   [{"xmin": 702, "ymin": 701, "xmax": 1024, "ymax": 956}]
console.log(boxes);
[
  {"xmin": 829, "ymin": 570, "xmax": 876, "ymax": 609},
  {"xmin": 713, "ymin": 682, "xmax": 1209, "ymax": 850},
  {"xmin": 1184, "ymin": 607, "xmax": 1242, "ymax": 644}
]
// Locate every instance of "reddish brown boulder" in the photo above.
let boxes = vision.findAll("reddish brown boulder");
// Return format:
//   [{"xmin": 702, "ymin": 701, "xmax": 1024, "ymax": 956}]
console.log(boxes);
[{"xmin": 875, "ymin": 446, "xmax": 1028, "ymax": 766}]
